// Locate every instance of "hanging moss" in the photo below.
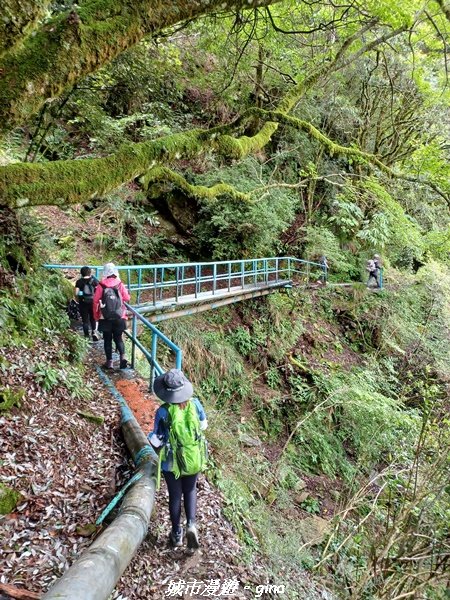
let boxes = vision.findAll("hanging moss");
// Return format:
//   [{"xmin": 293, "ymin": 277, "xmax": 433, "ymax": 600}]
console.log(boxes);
[{"xmin": 0, "ymin": 483, "xmax": 23, "ymax": 515}]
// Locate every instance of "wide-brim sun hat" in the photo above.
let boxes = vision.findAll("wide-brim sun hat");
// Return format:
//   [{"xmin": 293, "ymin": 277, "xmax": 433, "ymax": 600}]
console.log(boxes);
[{"xmin": 153, "ymin": 368, "xmax": 193, "ymax": 404}]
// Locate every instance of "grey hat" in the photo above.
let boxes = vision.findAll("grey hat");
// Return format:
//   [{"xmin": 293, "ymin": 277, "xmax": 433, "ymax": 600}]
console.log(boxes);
[
  {"xmin": 153, "ymin": 369, "xmax": 193, "ymax": 404},
  {"xmin": 103, "ymin": 262, "xmax": 119, "ymax": 278}
]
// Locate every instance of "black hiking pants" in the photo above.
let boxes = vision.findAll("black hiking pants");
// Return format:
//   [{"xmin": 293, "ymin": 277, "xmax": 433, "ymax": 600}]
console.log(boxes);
[
  {"xmin": 100, "ymin": 319, "xmax": 126, "ymax": 360},
  {"xmin": 163, "ymin": 471, "xmax": 198, "ymax": 532},
  {"xmin": 79, "ymin": 301, "xmax": 96, "ymax": 337},
  {"xmin": 367, "ymin": 270, "xmax": 380, "ymax": 288}
]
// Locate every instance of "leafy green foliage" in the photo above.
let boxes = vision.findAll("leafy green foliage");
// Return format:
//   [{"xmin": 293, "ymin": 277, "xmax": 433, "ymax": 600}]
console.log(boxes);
[
  {"xmin": 192, "ymin": 158, "xmax": 298, "ymax": 259},
  {"xmin": 304, "ymin": 226, "xmax": 360, "ymax": 281},
  {"xmin": 0, "ymin": 270, "xmax": 70, "ymax": 347}
]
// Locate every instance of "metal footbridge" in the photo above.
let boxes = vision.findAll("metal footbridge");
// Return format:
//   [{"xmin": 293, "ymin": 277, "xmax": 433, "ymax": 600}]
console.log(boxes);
[{"xmin": 46, "ymin": 256, "xmax": 326, "ymax": 384}]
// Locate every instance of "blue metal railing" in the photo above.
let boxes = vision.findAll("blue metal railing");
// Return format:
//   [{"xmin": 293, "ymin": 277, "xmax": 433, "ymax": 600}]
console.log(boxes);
[
  {"xmin": 124, "ymin": 303, "xmax": 182, "ymax": 389},
  {"xmin": 44, "ymin": 257, "xmax": 326, "ymax": 307},
  {"xmin": 44, "ymin": 257, "xmax": 327, "ymax": 386}
]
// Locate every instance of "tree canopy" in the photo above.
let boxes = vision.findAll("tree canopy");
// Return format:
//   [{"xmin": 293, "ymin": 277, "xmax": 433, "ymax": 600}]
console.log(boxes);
[{"xmin": 1, "ymin": 0, "xmax": 449, "ymax": 215}]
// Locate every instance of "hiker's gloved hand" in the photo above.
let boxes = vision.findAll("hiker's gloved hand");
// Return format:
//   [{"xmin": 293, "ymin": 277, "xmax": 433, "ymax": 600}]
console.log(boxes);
[{"xmin": 149, "ymin": 433, "xmax": 163, "ymax": 448}]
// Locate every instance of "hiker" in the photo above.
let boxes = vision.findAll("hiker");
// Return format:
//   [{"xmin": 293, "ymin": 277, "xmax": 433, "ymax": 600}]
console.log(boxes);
[
  {"xmin": 149, "ymin": 369, "xmax": 208, "ymax": 549},
  {"xmin": 319, "ymin": 256, "xmax": 328, "ymax": 284},
  {"xmin": 366, "ymin": 258, "xmax": 380, "ymax": 288},
  {"xmin": 93, "ymin": 263, "xmax": 130, "ymax": 369},
  {"xmin": 373, "ymin": 254, "xmax": 382, "ymax": 271},
  {"xmin": 74, "ymin": 266, "xmax": 100, "ymax": 340}
]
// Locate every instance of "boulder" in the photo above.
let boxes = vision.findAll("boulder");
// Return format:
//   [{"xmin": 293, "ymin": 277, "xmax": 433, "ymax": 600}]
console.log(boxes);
[{"xmin": 297, "ymin": 515, "xmax": 331, "ymax": 546}]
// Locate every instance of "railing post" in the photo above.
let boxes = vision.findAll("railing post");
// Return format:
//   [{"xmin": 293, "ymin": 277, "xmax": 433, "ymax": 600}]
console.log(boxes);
[
  {"xmin": 213, "ymin": 263, "xmax": 217, "ymax": 295},
  {"xmin": 150, "ymin": 332, "xmax": 158, "ymax": 392},
  {"xmin": 126, "ymin": 269, "xmax": 131, "ymax": 295},
  {"xmin": 176, "ymin": 266, "xmax": 180, "ymax": 302},
  {"xmin": 228, "ymin": 262, "xmax": 231, "ymax": 292},
  {"xmin": 181, "ymin": 266, "xmax": 185, "ymax": 297},
  {"xmin": 288, "ymin": 257, "xmax": 291, "ymax": 279},
  {"xmin": 153, "ymin": 268, "xmax": 157, "ymax": 306},
  {"xmin": 241, "ymin": 261, "xmax": 245, "ymax": 289},
  {"xmin": 136, "ymin": 268, "xmax": 142, "ymax": 305},
  {"xmin": 275, "ymin": 257, "xmax": 279, "ymax": 282},
  {"xmin": 160, "ymin": 267, "xmax": 164, "ymax": 301},
  {"xmin": 131, "ymin": 315, "xmax": 137, "ymax": 369},
  {"xmin": 175, "ymin": 348, "xmax": 182, "ymax": 370}
]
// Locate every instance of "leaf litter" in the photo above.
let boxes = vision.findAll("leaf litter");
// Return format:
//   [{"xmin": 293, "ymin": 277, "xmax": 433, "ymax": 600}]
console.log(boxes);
[{"xmin": 1, "ymin": 342, "xmax": 327, "ymax": 600}]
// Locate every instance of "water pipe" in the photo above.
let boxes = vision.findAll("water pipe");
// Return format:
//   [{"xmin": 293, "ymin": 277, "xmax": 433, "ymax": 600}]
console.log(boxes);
[{"xmin": 42, "ymin": 367, "xmax": 158, "ymax": 600}]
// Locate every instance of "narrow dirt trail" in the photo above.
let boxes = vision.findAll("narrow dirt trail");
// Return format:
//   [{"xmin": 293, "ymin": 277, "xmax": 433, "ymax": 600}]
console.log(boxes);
[
  {"xmin": 89, "ymin": 345, "xmax": 264, "ymax": 599},
  {"xmin": 89, "ymin": 336, "xmax": 329, "ymax": 600}
]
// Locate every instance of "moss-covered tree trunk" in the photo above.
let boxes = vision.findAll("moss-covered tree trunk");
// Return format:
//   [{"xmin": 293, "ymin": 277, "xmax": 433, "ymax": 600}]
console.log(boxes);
[{"xmin": 0, "ymin": 0, "xmax": 51, "ymax": 57}]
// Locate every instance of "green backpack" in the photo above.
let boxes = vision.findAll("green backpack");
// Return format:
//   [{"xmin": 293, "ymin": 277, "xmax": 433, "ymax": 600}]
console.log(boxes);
[{"xmin": 162, "ymin": 401, "xmax": 208, "ymax": 479}]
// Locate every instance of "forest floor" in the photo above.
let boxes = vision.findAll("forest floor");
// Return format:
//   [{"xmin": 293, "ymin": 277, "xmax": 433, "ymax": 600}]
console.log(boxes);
[{"xmin": 1, "ymin": 331, "xmax": 329, "ymax": 600}]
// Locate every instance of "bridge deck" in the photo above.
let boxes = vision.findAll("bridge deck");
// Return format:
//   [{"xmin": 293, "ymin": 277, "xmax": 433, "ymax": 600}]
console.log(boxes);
[{"xmin": 135, "ymin": 279, "xmax": 291, "ymax": 314}]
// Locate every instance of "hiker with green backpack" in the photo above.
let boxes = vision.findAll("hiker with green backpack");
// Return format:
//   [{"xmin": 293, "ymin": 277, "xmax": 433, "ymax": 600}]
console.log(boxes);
[{"xmin": 149, "ymin": 369, "xmax": 208, "ymax": 549}]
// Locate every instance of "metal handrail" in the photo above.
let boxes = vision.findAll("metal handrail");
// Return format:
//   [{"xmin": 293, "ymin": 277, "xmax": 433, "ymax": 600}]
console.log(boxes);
[
  {"xmin": 44, "ymin": 257, "xmax": 327, "ymax": 386},
  {"xmin": 124, "ymin": 303, "xmax": 182, "ymax": 390},
  {"xmin": 44, "ymin": 256, "xmax": 326, "ymax": 307},
  {"xmin": 43, "ymin": 256, "xmax": 323, "ymax": 271}
]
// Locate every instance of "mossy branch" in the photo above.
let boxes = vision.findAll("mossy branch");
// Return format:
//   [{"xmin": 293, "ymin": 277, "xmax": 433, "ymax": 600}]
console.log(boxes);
[
  {"xmin": 0, "ymin": 0, "xmax": 51, "ymax": 57},
  {"xmin": 0, "ymin": 129, "xmax": 205, "ymax": 207},
  {"xmin": 247, "ymin": 108, "xmax": 392, "ymax": 172},
  {"xmin": 246, "ymin": 108, "xmax": 450, "ymax": 205},
  {"xmin": 142, "ymin": 166, "xmax": 251, "ymax": 202}
]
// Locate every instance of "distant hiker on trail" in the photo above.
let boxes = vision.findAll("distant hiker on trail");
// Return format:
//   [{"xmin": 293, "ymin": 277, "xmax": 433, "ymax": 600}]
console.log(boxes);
[
  {"xmin": 74, "ymin": 266, "xmax": 100, "ymax": 340},
  {"xmin": 93, "ymin": 263, "xmax": 130, "ymax": 369},
  {"xmin": 149, "ymin": 369, "xmax": 208, "ymax": 550},
  {"xmin": 366, "ymin": 257, "xmax": 381, "ymax": 288},
  {"xmin": 319, "ymin": 255, "xmax": 328, "ymax": 284}
]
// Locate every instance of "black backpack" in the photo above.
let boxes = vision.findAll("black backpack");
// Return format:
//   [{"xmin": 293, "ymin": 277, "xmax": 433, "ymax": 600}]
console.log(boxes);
[
  {"xmin": 100, "ymin": 283, "xmax": 123, "ymax": 320},
  {"xmin": 81, "ymin": 277, "xmax": 95, "ymax": 304},
  {"xmin": 67, "ymin": 299, "xmax": 81, "ymax": 321}
]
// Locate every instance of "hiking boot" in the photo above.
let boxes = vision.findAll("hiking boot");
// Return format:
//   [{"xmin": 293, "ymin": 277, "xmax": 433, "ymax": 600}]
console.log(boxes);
[
  {"xmin": 186, "ymin": 521, "xmax": 199, "ymax": 549},
  {"xmin": 92, "ymin": 330, "xmax": 101, "ymax": 342},
  {"xmin": 119, "ymin": 358, "xmax": 128, "ymax": 370},
  {"xmin": 103, "ymin": 360, "xmax": 114, "ymax": 369},
  {"xmin": 169, "ymin": 527, "xmax": 183, "ymax": 548}
]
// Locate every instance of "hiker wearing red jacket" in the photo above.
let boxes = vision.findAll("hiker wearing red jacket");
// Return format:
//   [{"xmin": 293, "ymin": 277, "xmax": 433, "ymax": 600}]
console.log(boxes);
[{"xmin": 93, "ymin": 263, "xmax": 130, "ymax": 369}]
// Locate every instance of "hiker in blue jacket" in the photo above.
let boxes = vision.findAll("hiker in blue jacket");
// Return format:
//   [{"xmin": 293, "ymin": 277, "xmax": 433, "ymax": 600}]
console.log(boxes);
[{"xmin": 149, "ymin": 369, "xmax": 208, "ymax": 549}]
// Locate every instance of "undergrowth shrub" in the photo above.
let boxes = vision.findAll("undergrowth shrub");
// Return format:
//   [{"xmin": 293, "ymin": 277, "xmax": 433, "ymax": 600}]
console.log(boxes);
[
  {"xmin": 0, "ymin": 270, "xmax": 70, "ymax": 347},
  {"xmin": 192, "ymin": 158, "xmax": 298, "ymax": 259}
]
